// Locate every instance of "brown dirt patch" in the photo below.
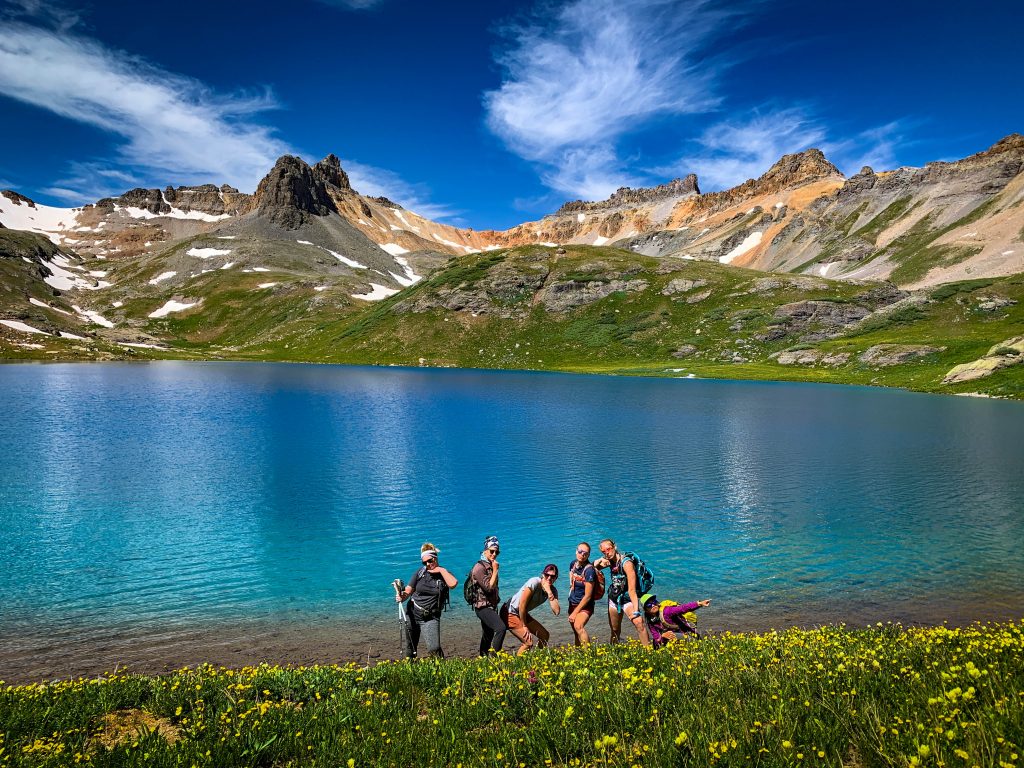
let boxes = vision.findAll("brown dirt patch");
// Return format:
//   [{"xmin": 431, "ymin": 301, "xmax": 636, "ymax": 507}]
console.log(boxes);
[{"xmin": 91, "ymin": 709, "xmax": 181, "ymax": 750}]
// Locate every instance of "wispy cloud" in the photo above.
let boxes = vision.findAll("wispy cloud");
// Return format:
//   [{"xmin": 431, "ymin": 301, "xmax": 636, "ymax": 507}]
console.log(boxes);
[
  {"xmin": 343, "ymin": 159, "xmax": 459, "ymax": 222},
  {"xmin": 0, "ymin": 23, "xmax": 292, "ymax": 200},
  {"xmin": 663, "ymin": 108, "xmax": 912, "ymax": 190},
  {"xmin": 484, "ymin": 0, "xmax": 734, "ymax": 200},
  {"xmin": 1, "ymin": 0, "xmax": 81, "ymax": 32}
]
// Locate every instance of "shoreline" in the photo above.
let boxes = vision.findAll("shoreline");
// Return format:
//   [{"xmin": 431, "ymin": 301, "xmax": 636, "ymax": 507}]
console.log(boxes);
[
  {"xmin": 0, "ymin": 355, "xmax": 1020, "ymax": 402},
  {"xmin": 4, "ymin": 603, "xmax": 1022, "ymax": 685}
]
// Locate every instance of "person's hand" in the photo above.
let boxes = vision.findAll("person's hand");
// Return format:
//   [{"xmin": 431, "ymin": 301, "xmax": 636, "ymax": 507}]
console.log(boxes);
[
  {"xmin": 395, "ymin": 594, "xmax": 402, "ymax": 603},
  {"xmin": 698, "ymin": 599, "xmax": 711, "ymax": 608},
  {"xmin": 491, "ymin": 560, "xmax": 499, "ymax": 571}
]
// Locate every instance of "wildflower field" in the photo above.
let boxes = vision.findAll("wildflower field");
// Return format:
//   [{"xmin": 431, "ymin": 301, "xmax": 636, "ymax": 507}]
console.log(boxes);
[{"xmin": 1, "ymin": 621, "xmax": 1022, "ymax": 767}]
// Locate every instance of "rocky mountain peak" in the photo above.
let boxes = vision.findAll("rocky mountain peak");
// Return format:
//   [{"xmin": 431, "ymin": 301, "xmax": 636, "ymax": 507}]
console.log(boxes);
[
  {"xmin": 758, "ymin": 149, "xmax": 843, "ymax": 189},
  {"xmin": 554, "ymin": 173, "xmax": 701, "ymax": 216},
  {"xmin": 1, "ymin": 190, "xmax": 36, "ymax": 207},
  {"xmin": 313, "ymin": 153, "xmax": 351, "ymax": 191},
  {"xmin": 253, "ymin": 154, "xmax": 339, "ymax": 229}
]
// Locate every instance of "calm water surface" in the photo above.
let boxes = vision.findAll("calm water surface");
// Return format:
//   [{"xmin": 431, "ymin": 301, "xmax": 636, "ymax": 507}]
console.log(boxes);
[{"xmin": 1, "ymin": 362, "xmax": 1022, "ymax": 679}]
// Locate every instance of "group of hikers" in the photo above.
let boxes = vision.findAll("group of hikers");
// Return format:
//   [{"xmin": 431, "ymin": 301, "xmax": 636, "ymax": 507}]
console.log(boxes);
[{"xmin": 393, "ymin": 536, "xmax": 712, "ymax": 659}]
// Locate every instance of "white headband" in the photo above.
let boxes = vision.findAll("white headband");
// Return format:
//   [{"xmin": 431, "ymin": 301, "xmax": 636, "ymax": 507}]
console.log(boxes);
[{"xmin": 421, "ymin": 550, "xmax": 439, "ymax": 562}]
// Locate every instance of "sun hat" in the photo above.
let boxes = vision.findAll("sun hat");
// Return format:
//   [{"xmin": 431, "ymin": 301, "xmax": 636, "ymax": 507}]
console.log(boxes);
[{"xmin": 640, "ymin": 593, "xmax": 657, "ymax": 608}]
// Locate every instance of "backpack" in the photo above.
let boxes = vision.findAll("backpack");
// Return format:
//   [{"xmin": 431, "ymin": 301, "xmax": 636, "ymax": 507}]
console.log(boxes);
[
  {"xmin": 569, "ymin": 561, "xmax": 606, "ymax": 602},
  {"xmin": 622, "ymin": 551, "xmax": 654, "ymax": 595},
  {"xmin": 463, "ymin": 560, "xmax": 487, "ymax": 605},
  {"xmin": 412, "ymin": 566, "xmax": 451, "ymax": 618}
]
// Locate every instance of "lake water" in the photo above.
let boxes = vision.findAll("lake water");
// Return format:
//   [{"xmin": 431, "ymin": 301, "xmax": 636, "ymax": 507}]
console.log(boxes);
[{"xmin": 1, "ymin": 361, "xmax": 1022, "ymax": 680}]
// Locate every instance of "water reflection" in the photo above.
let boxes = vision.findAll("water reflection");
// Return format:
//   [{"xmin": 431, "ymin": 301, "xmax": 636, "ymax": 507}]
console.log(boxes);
[{"xmin": 0, "ymin": 363, "xmax": 1022, "ymax": 668}]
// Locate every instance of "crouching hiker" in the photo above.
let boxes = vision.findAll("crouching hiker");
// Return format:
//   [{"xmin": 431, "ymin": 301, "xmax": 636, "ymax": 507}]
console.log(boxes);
[
  {"xmin": 396, "ymin": 542, "xmax": 458, "ymax": 659},
  {"xmin": 501, "ymin": 564, "xmax": 560, "ymax": 655},
  {"xmin": 642, "ymin": 593, "xmax": 711, "ymax": 647}
]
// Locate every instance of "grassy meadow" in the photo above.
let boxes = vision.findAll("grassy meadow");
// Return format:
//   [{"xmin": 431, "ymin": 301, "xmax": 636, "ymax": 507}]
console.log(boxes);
[{"xmin": 1, "ymin": 621, "xmax": 1022, "ymax": 767}]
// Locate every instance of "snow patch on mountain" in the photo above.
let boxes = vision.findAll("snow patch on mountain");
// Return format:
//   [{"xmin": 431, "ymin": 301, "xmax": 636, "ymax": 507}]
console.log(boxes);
[
  {"xmin": 187, "ymin": 247, "xmax": 232, "ymax": 259},
  {"xmin": 720, "ymin": 232, "xmax": 763, "ymax": 264},
  {"xmin": 149, "ymin": 300, "xmax": 201, "ymax": 318},
  {"xmin": 0, "ymin": 196, "xmax": 82, "ymax": 243},
  {"xmin": 352, "ymin": 283, "xmax": 399, "ymax": 301},
  {"xmin": 1, "ymin": 319, "xmax": 48, "ymax": 335},
  {"xmin": 323, "ymin": 248, "xmax": 367, "ymax": 269},
  {"xmin": 149, "ymin": 271, "xmax": 177, "ymax": 285},
  {"xmin": 380, "ymin": 242, "xmax": 409, "ymax": 256}
]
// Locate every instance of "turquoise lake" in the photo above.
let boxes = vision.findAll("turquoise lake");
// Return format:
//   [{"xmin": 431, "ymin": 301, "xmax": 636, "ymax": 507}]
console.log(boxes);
[{"xmin": 1, "ymin": 362, "xmax": 1022, "ymax": 679}]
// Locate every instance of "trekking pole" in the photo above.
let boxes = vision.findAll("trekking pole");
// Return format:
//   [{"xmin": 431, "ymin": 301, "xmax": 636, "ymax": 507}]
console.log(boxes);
[{"xmin": 393, "ymin": 579, "xmax": 411, "ymax": 658}]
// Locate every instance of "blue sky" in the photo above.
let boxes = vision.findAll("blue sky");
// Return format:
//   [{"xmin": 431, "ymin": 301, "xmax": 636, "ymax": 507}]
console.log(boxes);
[{"xmin": 0, "ymin": 0, "xmax": 1021, "ymax": 229}]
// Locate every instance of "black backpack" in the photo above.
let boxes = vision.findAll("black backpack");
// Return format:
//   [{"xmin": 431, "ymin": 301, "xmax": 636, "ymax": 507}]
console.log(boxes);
[{"xmin": 463, "ymin": 559, "xmax": 487, "ymax": 605}]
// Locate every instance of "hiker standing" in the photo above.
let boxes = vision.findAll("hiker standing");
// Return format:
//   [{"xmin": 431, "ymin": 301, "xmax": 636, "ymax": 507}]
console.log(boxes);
[
  {"xmin": 470, "ymin": 535, "xmax": 505, "ymax": 655},
  {"xmin": 396, "ymin": 542, "xmax": 458, "ymax": 659},
  {"xmin": 594, "ymin": 539, "xmax": 652, "ymax": 646},
  {"xmin": 501, "ymin": 564, "xmax": 560, "ymax": 655},
  {"xmin": 567, "ymin": 542, "xmax": 601, "ymax": 645}
]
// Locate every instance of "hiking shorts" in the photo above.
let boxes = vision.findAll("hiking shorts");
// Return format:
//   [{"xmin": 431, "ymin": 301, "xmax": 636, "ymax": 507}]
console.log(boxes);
[
  {"xmin": 609, "ymin": 596, "xmax": 639, "ymax": 616},
  {"xmin": 569, "ymin": 600, "xmax": 594, "ymax": 619}
]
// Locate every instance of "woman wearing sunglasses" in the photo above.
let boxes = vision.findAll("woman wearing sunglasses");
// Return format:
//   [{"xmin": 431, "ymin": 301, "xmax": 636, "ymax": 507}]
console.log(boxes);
[
  {"xmin": 500, "ymin": 564, "xmax": 560, "ymax": 655},
  {"xmin": 469, "ymin": 535, "xmax": 505, "ymax": 656},
  {"xmin": 567, "ymin": 542, "xmax": 599, "ymax": 645},
  {"xmin": 396, "ymin": 542, "xmax": 458, "ymax": 659}
]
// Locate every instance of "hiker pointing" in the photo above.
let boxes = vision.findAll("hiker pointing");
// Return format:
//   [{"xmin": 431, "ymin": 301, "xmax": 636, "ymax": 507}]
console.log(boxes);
[{"xmin": 396, "ymin": 542, "xmax": 458, "ymax": 659}]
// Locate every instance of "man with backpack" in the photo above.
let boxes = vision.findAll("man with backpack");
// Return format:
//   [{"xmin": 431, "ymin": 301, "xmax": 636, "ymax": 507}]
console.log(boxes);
[
  {"xmin": 567, "ymin": 541, "xmax": 604, "ymax": 645},
  {"xmin": 594, "ymin": 538, "xmax": 653, "ymax": 647},
  {"xmin": 464, "ymin": 535, "xmax": 505, "ymax": 656}
]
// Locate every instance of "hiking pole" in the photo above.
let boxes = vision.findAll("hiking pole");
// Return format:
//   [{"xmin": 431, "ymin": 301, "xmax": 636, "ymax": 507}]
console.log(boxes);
[{"xmin": 392, "ymin": 578, "xmax": 412, "ymax": 659}]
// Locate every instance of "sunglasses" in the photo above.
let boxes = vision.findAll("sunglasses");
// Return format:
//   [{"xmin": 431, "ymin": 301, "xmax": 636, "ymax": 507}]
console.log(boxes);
[
  {"xmin": 577, "ymin": 548, "xmax": 590, "ymax": 555},
  {"xmin": 488, "ymin": 549, "xmax": 499, "ymax": 555},
  {"xmin": 543, "ymin": 572, "xmax": 558, "ymax": 579}
]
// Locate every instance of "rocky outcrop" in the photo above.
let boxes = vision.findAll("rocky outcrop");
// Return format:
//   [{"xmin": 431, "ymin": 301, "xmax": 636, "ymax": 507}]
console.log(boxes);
[
  {"xmin": 661, "ymin": 278, "xmax": 708, "ymax": 296},
  {"xmin": 540, "ymin": 278, "xmax": 648, "ymax": 312},
  {"xmin": 556, "ymin": 174, "xmax": 700, "ymax": 215},
  {"xmin": 395, "ymin": 262, "xmax": 550, "ymax": 318},
  {"xmin": 772, "ymin": 349, "xmax": 851, "ymax": 366},
  {"xmin": 942, "ymin": 336, "xmax": 1024, "ymax": 384},
  {"xmin": 773, "ymin": 300, "xmax": 870, "ymax": 339},
  {"xmin": 859, "ymin": 344, "xmax": 945, "ymax": 366},
  {"xmin": 253, "ymin": 155, "xmax": 340, "ymax": 229},
  {"xmin": 691, "ymin": 149, "xmax": 844, "ymax": 215}
]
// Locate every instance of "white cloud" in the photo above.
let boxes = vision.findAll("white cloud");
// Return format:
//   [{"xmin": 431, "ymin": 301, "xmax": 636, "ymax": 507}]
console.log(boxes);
[
  {"xmin": 664, "ymin": 108, "xmax": 911, "ymax": 191},
  {"xmin": 0, "ymin": 23, "xmax": 292, "ymax": 196},
  {"xmin": 484, "ymin": 0, "xmax": 732, "ymax": 200},
  {"xmin": 343, "ymin": 159, "xmax": 459, "ymax": 222},
  {"xmin": 668, "ymin": 108, "xmax": 829, "ymax": 190}
]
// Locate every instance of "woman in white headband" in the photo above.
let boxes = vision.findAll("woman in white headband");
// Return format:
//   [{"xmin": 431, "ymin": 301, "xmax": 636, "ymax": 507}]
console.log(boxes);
[{"xmin": 396, "ymin": 542, "xmax": 458, "ymax": 659}]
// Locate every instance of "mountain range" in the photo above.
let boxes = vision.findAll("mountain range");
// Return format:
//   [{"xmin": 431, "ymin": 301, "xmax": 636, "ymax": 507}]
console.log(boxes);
[{"xmin": 1, "ymin": 134, "xmax": 1021, "ymax": 397}]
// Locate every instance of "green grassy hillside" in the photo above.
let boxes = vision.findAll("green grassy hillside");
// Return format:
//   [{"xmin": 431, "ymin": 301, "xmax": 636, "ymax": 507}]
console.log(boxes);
[
  {"xmin": 261, "ymin": 245, "xmax": 1024, "ymax": 398},
  {"xmin": 3, "ymin": 242, "xmax": 1022, "ymax": 398}
]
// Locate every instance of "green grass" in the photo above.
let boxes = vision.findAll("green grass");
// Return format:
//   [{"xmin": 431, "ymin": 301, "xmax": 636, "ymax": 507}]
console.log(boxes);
[{"xmin": 0, "ymin": 621, "xmax": 1021, "ymax": 767}]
